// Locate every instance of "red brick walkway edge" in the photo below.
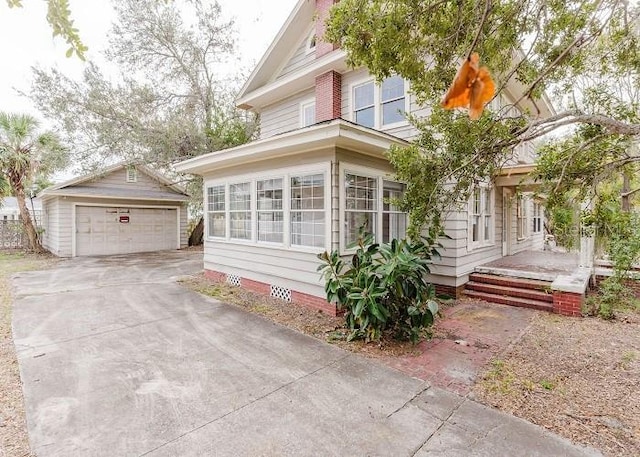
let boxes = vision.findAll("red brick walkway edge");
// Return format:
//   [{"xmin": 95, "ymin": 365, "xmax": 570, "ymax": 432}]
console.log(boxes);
[{"xmin": 203, "ymin": 269, "xmax": 339, "ymax": 316}]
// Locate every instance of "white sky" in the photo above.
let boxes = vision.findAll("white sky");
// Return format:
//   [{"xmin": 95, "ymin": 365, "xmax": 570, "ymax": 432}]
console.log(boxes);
[{"xmin": 0, "ymin": 0, "xmax": 299, "ymax": 119}]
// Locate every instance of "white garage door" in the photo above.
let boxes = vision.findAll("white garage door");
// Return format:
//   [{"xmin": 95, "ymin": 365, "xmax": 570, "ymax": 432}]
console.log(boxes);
[{"xmin": 75, "ymin": 206, "xmax": 178, "ymax": 256}]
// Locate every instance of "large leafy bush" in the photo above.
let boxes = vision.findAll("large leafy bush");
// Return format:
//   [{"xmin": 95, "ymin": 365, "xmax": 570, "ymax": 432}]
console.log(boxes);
[{"xmin": 317, "ymin": 233, "xmax": 440, "ymax": 343}]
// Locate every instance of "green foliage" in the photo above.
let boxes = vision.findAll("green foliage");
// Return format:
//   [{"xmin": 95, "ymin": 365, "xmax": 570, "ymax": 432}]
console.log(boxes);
[
  {"xmin": 326, "ymin": 0, "xmax": 640, "ymax": 235},
  {"xmin": 585, "ymin": 213, "xmax": 640, "ymax": 319},
  {"xmin": 546, "ymin": 199, "xmax": 578, "ymax": 251},
  {"xmin": 317, "ymin": 233, "xmax": 440, "ymax": 344},
  {"xmin": 0, "ymin": 112, "xmax": 68, "ymax": 251}
]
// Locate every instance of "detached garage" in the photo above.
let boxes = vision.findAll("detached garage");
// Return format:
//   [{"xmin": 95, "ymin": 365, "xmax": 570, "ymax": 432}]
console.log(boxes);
[{"xmin": 39, "ymin": 163, "xmax": 189, "ymax": 257}]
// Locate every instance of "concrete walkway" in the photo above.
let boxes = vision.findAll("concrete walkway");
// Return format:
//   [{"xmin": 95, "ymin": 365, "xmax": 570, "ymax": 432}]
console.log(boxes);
[{"xmin": 11, "ymin": 251, "xmax": 601, "ymax": 456}]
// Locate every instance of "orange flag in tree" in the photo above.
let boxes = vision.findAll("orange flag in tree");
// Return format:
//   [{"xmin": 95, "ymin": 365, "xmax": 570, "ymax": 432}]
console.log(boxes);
[{"xmin": 441, "ymin": 52, "xmax": 495, "ymax": 120}]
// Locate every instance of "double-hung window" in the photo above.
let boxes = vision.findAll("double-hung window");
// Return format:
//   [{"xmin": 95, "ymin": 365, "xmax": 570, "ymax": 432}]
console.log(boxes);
[
  {"xmin": 290, "ymin": 174, "xmax": 325, "ymax": 248},
  {"xmin": 257, "ymin": 178, "xmax": 284, "ymax": 243},
  {"xmin": 517, "ymin": 195, "xmax": 528, "ymax": 240},
  {"xmin": 343, "ymin": 169, "xmax": 408, "ymax": 248},
  {"xmin": 344, "ymin": 173, "xmax": 378, "ymax": 245},
  {"xmin": 382, "ymin": 180, "xmax": 407, "ymax": 243},
  {"xmin": 532, "ymin": 202, "xmax": 542, "ymax": 233},
  {"xmin": 229, "ymin": 182, "xmax": 251, "ymax": 240},
  {"xmin": 352, "ymin": 76, "xmax": 406, "ymax": 129},
  {"xmin": 353, "ymin": 82, "xmax": 375, "ymax": 128},
  {"xmin": 207, "ymin": 185, "xmax": 225, "ymax": 238},
  {"xmin": 469, "ymin": 186, "xmax": 493, "ymax": 248},
  {"xmin": 300, "ymin": 101, "xmax": 316, "ymax": 127}
]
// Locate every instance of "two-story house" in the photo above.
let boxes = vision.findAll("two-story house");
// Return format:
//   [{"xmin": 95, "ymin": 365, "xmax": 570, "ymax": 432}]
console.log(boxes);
[{"xmin": 175, "ymin": 0, "xmax": 555, "ymax": 314}]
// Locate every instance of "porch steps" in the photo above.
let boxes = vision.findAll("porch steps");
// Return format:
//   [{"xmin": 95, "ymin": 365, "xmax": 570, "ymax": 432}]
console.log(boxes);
[{"xmin": 464, "ymin": 273, "xmax": 554, "ymax": 312}]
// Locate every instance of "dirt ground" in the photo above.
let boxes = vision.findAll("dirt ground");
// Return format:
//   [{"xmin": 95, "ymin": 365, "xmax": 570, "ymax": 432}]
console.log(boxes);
[
  {"xmin": 0, "ymin": 251, "xmax": 57, "ymax": 457},
  {"xmin": 473, "ymin": 310, "xmax": 640, "ymax": 457}
]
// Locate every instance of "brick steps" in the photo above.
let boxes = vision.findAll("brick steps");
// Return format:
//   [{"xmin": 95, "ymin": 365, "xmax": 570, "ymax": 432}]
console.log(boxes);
[
  {"xmin": 469, "ymin": 273, "xmax": 551, "ymax": 291},
  {"xmin": 464, "ymin": 272, "xmax": 554, "ymax": 312},
  {"xmin": 464, "ymin": 290, "xmax": 554, "ymax": 312},
  {"xmin": 465, "ymin": 281, "xmax": 553, "ymax": 303}
]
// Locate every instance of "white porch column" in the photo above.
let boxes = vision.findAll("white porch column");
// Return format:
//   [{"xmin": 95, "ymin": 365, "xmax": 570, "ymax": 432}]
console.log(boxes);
[{"xmin": 579, "ymin": 201, "xmax": 595, "ymax": 270}]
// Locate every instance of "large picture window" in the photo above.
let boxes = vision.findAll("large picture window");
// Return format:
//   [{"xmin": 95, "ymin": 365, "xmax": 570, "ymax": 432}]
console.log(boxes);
[
  {"xmin": 229, "ymin": 182, "xmax": 251, "ymax": 240},
  {"xmin": 257, "ymin": 178, "xmax": 284, "ymax": 243},
  {"xmin": 352, "ymin": 76, "xmax": 406, "ymax": 129},
  {"xmin": 207, "ymin": 185, "xmax": 225, "ymax": 238},
  {"xmin": 469, "ymin": 186, "xmax": 493, "ymax": 248},
  {"xmin": 291, "ymin": 174, "xmax": 325, "ymax": 248},
  {"xmin": 205, "ymin": 169, "xmax": 327, "ymax": 251}
]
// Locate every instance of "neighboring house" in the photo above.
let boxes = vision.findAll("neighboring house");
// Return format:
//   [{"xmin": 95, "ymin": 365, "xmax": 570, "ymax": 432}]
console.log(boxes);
[
  {"xmin": 38, "ymin": 163, "xmax": 189, "ymax": 257},
  {"xmin": 175, "ymin": 0, "xmax": 553, "ymax": 313},
  {"xmin": 0, "ymin": 196, "xmax": 42, "ymax": 223}
]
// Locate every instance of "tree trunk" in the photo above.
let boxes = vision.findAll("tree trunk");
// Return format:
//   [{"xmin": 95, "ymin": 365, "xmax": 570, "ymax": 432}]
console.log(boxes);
[
  {"xmin": 622, "ymin": 171, "xmax": 631, "ymax": 213},
  {"xmin": 11, "ymin": 178, "xmax": 43, "ymax": 252}
]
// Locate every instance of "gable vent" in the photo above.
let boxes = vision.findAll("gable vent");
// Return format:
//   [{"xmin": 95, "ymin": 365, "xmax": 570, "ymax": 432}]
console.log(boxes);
[{"xmin": 126, "ymin": 166, "xmax": 138, "ymax": 183}]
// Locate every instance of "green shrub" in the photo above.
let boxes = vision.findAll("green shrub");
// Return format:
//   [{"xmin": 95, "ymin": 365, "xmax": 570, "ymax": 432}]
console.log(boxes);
[{"xmin": 317, "ymin": 232, "xmax": 440, "ymax": 344}]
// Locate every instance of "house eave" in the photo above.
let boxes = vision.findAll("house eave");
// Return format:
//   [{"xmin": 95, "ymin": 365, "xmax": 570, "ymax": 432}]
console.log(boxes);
[
  {"xmin": 175, "ymin": 120, "xmax": 408, "ymax": 175},
  {"xmin": 236, "ymin": 51, "xmax": 349, "ymax": 111},
  {"xmin": 38, "ymin": 191, "xmax": 189, "ymax": 202}
]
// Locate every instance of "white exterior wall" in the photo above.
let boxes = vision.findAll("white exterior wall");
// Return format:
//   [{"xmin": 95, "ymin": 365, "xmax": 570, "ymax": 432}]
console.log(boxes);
[
  {"xmin": 41, "ymin": 198, "xmax": 59, "ymax": 255},
  {"xmin": 201, "ymin": 150, "xmax": 335, "ymax": 298},
  {"xmin": 275, "ymin": 33, "xmax": 315, "ymax": 81},
  {"xmin": 259, "ymin": 88, "xmax": 315, "ymax": 139}
]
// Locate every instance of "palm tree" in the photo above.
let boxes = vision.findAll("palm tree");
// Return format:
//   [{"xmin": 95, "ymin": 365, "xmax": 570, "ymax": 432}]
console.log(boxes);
[{"xmin": 0, "ymin": 112, "xmax": 67, "ymax": 252}]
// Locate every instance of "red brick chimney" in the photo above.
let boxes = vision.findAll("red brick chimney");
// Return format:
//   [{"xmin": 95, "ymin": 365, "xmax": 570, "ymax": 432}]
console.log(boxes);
[
  {"xmin": 315, "ymin": 70, "xmax": 341, "ymax": 122},
  {"xmin": 315, "ymin": 0, "xmax": 339, "ymax": 58}
]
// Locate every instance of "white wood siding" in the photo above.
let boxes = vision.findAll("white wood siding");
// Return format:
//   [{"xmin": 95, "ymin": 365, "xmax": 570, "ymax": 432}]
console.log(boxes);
[
  {"xmin": 73, "ymin": 167, "xmax": 169, "ymax": 193},
  {"xmin": 276, "ymin": 36, "xmax": 315, "ymax": 81},
  {"xmin": 41, "ymin": 198, "xmax": 60, "ymax": 255},
  {"xmin": 204, "ymin": 242, "xmax": 325, "ymax": 297},
  {"xmin": 259, "ymin": 88, "xmax": 315, "ymax": 139}
]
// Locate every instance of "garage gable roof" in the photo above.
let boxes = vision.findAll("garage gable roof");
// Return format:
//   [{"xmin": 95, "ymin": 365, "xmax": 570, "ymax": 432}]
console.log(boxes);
[{"xmin": 40, "ymin": 163, "xmax": 189, "ymax": 201}]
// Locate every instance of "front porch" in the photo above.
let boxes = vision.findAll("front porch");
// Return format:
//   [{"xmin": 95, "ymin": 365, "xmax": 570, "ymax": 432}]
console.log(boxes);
[
  {"xmin": 476, "ymin": 249, "xmax": 579, "ymax": 282},
  {"xmin": 466, "ymin": 249, "xmax": 588, "ymax": 316}
]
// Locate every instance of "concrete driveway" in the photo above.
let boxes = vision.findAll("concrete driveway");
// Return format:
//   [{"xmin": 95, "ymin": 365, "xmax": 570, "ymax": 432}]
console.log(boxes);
[{"xmin": 11, "ymin": 251, "xmax": 600, "ymax": 456}]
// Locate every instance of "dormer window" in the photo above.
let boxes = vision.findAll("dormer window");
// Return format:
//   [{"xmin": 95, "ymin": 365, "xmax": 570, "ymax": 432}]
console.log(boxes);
[
  {"xmin": 306, "ymin": 32, "xmax": 317, "ymax": 55},
  {"xmin": 126, "ymin": 166, "xmax": 138, "ymax": 183}
]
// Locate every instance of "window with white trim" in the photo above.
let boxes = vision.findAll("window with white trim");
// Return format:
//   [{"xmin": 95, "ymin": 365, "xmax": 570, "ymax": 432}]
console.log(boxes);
[
  {"xmin": 257, "ymin": 178, "xmax": 284, "ymax": 243},
  {"xmin": 532, "ymin": 202, "xmax": 542, "ymax": 233},
  {"xmin": 205, "ymin": 169, "xmax": 328, "ymax": 251},
  {"xmin": 352, "ymin": 76, "xmax": 407, "ymax": 129},
  {"xmin": 207, "ymin": 185, "xmax": 225, "ymax": 238},
  {"xmin": 301, "ymin": 101, "xmax": 316, "ymax": 127},
  {"xmin": 382, "ymin": 181, "xmax": 407, "ymax": 242},
  {"xmin": 229, "ymin": 182, "xmax": 251, "ymax": 240},
  {"xmin": 517, "ymin": 195, "xmax": 528, "ymax": 240},
  {"xmin": 306, "ymin": 32, "xmax": 316, "ymax": 54},
  {"xmin": 469, "ymin": 186, "xmax": 493, "ymax": 248},
  {"xmin": 291, "ymin": 174, "xmax": 325, "ymax": 248},
  {"xmin": 342, "ymin": 170, "xmax": 408, "ymax": 248},
  {"xmin": 345, "ymin": 173, "xmax": 378, "ymax": 245}
]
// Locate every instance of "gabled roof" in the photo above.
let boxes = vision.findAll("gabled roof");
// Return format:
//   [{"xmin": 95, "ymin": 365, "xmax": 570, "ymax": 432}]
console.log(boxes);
[
  {"xmin": 175, "ymin": 118, "xmax": 409, "ymax": 175},
  {"xmin": 236, "ymin": 0, "xmax": 316, "ymax": 103},
  {"xmin": 39, "ymin": 162, "xmax": 189, "ymax": 202}
]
